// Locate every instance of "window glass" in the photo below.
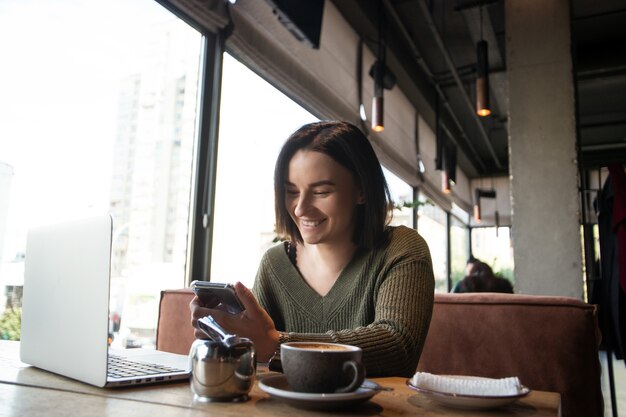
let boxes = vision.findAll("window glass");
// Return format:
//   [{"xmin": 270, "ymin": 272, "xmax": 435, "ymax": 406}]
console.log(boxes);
[
  {"xmin": 417, "ymin": 194, "xmax": 448, "ymax": 292},
  {"xmin": 471, "ymin": 226, "xmax": 515, "ymax": 283},
  {"xmin": 450, "ymin": 215, "xmax": 469, "ymax": 288},
  {"xmin": 210, "ymin": 54, "xmax": 318, "ymax": 288},
  {"xmin": 382, "ymin": 167, "xmax": 414, "ymax": 228},
  {"xmin": 0, "ymin": 1, "xmax": 201, "ymax": 346}
]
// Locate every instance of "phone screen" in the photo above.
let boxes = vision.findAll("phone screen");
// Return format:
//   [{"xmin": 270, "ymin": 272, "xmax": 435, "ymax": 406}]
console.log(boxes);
[{"xmin": 191, "ymin": 281, "xmax": 245, "ymax": 314}]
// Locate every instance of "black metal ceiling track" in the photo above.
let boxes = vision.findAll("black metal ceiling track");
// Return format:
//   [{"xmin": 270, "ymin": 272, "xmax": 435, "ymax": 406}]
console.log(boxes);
[
  {"xmin": 454, "ymin": 0, "xmax": 500, "ymax": 12},
  {"xmin": 572, "ymin": 1, "xmax": 626, "ymax": 172},
  {"xmin": 413, "ymin": 0, "xmax": 502, "ymax": 171},
  {"xmin": 580, "ymin": 148, "xmax": 626, "ymax": 169},
  {"xmin": 380, "ymin": 0, "xmax": 489, "ymax": 174}
]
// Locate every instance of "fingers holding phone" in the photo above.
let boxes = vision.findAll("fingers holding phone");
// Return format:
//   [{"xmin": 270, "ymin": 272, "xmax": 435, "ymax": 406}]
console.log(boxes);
[
  {"xmin": 189, "ymin": 296, "xmax": 212, "ymax": 339},
  {"xmin": 189, "ymin": 281, "xmax": 280, "ymax": 360}
]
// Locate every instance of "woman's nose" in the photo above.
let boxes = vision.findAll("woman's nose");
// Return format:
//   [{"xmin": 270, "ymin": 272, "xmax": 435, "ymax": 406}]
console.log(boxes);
[{"xmin": 294, "ymin": 193, "xmax": 311, "ymax": 217}]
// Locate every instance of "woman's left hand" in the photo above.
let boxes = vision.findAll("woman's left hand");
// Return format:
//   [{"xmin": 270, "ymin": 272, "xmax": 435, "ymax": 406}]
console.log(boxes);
[{"xmin": 190, "ymin": 282, "xmax": 280, "ymax": 361}]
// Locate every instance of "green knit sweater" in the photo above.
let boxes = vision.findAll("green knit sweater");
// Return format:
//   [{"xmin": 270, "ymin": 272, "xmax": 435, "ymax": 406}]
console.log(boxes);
[{"xmin": 252, "ymin": 225, "xmax": 434, "ymax": 377}]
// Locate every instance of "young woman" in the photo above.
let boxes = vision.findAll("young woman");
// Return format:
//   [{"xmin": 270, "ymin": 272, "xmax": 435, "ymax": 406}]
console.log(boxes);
[{"xmin": 190, "ymin": 121, "xmax": 434, "ymax": 377}]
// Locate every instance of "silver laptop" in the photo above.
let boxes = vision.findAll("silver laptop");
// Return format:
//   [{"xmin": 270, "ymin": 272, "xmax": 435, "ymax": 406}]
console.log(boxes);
[{"xmin": 20, "ymin": 214, "xmax": 191, "ymax": 387}]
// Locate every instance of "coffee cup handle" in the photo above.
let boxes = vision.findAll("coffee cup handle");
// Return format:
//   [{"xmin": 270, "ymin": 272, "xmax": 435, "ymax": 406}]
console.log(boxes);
[{"xmin": 334, "ymin": 360, "xmax": 365, "ymax": 393}]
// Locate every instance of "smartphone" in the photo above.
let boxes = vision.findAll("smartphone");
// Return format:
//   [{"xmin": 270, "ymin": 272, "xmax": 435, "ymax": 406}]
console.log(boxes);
[{"xmin": 190, "ymin": 280, "xmax": 245, "ymax": 315}]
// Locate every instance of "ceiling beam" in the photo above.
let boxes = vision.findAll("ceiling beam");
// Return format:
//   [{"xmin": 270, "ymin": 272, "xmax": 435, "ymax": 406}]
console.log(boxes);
[
  {"xmin": 415, "ymin": 0, "xmax": 503, "ymax": 170},
  {"xmin": 381, "ymin": 0, "xmax": 488, "ymax": 173}
]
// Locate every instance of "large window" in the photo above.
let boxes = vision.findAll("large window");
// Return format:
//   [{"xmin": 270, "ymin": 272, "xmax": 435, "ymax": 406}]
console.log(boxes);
[
  {"xmin": 450, "ymin": 215, "xmax": 470, "ymax": 288},
  {"xmin": 0, "ymin": 1, "xmax": 201, "ymax": 346},
  {"xmin": 417, "ymin": 194, "xmax": 448, "ymax": 292},
  {"xmin": 210, "ymin": 54, "xmax": 318, "ymax": 287}
]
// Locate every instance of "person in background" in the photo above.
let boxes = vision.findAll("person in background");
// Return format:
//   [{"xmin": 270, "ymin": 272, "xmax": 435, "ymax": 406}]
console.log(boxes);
[
  {"xmin": 452, "ymin": 260, "xmax": 514, "ymax": 294},
  {"xmin": 190, "ymin": 121, "xmax": 435, "ymax": 377},
  {"xmin": 450, "ymin": 255, "xmax": 480, "ymax": 292},
  {"xmin": 465, "ymin": 255, "xmax": 480, "ymax": 276}
]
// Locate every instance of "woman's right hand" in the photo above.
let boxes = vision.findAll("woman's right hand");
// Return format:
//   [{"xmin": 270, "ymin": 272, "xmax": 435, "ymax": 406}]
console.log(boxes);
[{"xmin": 189, "ymin": 282, "xmax": 280, "ymax": 361}]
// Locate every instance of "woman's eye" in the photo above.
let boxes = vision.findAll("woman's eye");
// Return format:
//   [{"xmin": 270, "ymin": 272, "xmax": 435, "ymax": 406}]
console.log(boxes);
[
  {"xmin": 313, "ymin": 190, "xmax": 330, "ymax": 196},
  {"xmin": 286, "ymin": 190, "xmax": 299, "ymax": 196}
]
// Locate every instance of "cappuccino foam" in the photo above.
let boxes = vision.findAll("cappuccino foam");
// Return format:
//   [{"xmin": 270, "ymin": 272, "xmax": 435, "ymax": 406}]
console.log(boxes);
[{"xmin": 285, "ymin": 343, "xmax": 355, "ymax": 351}]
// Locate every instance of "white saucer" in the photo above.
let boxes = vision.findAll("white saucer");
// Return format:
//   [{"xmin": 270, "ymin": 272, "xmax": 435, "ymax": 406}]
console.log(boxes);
[
  {"xmin": 258, "ymin": 375, "xmax": 380, "ymax": 410},
  {"xmin": 406, "ymin": 378, "xmax": 531, "ymax": 410}
]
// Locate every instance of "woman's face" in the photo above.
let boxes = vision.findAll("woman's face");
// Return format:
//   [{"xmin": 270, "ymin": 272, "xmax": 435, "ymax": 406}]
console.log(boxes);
[{"xmin": 285, "ymin": 150, "xmax": 364, "ymax": 247}]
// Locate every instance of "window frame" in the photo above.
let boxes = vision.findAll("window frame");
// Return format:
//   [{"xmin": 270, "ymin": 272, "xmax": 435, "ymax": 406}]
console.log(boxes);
[{"xmin": 187, "ymin": 31, "xmax": 227, "ymax": 284}]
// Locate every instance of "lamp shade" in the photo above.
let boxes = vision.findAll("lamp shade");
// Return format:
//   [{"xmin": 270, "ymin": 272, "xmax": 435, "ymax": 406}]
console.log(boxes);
[
  {"xmin": 473, "ymin": 204, "xmax": 481, "ymax": 222},
  {"xmin": 371, "ymin": 96, "xmax": 384, "ymax": 132},
  {"xmin": 476, "ymin": 40, "xmax": 490, "ymax": 117},
  {"xmin": 442, "ymin": 170, "xmax": 451, "ymax": 194}
]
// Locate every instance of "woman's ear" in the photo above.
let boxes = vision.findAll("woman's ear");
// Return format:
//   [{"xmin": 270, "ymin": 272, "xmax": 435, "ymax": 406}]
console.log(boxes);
[{"xmin": 356, "ymin": 190, "xmax": 366, "ymax": 205}]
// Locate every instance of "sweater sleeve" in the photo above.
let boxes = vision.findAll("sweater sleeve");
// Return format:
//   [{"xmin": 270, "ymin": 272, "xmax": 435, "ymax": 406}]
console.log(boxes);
[{"xmin": 275, "ymin": 231, "xmax": 435, "ymax": 378}]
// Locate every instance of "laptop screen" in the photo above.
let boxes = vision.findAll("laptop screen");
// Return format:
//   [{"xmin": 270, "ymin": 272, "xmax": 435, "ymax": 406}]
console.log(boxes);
[{"xmin": 20, "ymin": 214, "xmax": 113, "ymax": 387}]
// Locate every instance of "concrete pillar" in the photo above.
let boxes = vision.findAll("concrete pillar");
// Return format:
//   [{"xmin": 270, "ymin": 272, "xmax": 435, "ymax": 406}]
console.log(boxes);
[{"xmin": 506, "ymin": 0, "xmax": 583, "ymax": 297}]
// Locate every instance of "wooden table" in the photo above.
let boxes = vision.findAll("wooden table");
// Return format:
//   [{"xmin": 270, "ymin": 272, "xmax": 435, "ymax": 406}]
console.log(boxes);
[{"xmin": 0, "ymin": 341, "xmax": 561, "ymax": 416}]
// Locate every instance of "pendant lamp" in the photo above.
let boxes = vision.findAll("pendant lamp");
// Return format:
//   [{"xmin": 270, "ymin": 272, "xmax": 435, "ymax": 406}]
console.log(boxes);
[
  {"xmin": 372, "ymin": 0, "xmax": 385, "ymax": 132},
  {"xmin": 476, "ymin": 5, "xmax": 490, "ymax": 117}
]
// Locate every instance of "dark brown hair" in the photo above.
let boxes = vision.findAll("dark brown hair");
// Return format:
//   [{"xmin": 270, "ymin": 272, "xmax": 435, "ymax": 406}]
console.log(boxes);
[
  {"xmin": 274, "ymin": 121, "xmax": 391, "ymax": 249},
  {"xmin": 459, "ymin": 261, "xmax": 513, "ymax": 293}
]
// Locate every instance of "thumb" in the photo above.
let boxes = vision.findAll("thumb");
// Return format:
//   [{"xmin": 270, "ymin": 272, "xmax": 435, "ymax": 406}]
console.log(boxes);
[{"xmin": 234, "ymin": 281, "xmax": 260, "ymax": 312}]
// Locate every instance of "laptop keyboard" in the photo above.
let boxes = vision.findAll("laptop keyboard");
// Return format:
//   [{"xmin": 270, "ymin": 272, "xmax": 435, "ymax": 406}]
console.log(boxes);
[{"xmin": 107, "ymin": 354, "xmax": 185, "ymax": 378}]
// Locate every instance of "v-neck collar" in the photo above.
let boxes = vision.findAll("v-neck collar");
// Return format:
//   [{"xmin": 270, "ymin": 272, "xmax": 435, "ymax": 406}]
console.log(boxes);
[{"xmin": 274, "ymin": 242, "xmax": 367, "ymax": 322}]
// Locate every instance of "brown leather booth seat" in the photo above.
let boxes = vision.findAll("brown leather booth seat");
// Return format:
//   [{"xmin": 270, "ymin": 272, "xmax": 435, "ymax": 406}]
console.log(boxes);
[
  {"xmin": 417, "ymin": 292, "xmax": 603, "ymax": 417},
  {"xmin": 156, "ymin": 289, "xmax": 603, "ymax": 417},
  {"xmin": 156, "ymin": 288, "xmax": 195, "ymax": 355}
]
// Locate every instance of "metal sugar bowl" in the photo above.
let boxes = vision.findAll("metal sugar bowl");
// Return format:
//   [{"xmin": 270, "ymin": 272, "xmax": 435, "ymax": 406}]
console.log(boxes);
[{"xmin": 189, "ymin": 316, "xmax": 256, "ymax": 402}]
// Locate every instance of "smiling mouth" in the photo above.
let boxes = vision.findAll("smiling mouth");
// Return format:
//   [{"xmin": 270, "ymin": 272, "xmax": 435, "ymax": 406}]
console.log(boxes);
[{"xmin": 300, "ymin": 219, "xmax": 325, "ymax": 227}]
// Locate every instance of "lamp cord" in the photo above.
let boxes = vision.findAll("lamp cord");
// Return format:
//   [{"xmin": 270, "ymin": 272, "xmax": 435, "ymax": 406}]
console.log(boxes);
[
  {"xmin": 480, "ymin": 4, "xmax": 483, "ymax": 41},
  {"xmin": 378, "ymin": 0, "xmax": 385, "ymax": 64}
]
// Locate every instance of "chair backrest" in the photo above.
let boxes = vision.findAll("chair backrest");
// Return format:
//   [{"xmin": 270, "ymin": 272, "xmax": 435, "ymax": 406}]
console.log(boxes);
[
  {"xmin": 156, "ymin": 288, "xmax": 195, "ymax": 355},
  {"xmin": 417, "ymin": 292, "xmax": 603, "ymax": 417}
]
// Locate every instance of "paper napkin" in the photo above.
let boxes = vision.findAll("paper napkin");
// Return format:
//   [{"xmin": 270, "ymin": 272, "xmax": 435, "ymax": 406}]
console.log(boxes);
[{"xmin": 410, "ymin": 372, "xmax": 522, "ymax": 396}]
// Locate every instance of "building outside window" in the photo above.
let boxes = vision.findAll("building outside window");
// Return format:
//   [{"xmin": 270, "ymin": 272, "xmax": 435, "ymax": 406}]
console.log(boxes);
[
  {"xmin": 417, "ymin": 193, "xmax": 448, "ymax": 292},
  {"xmin": 0, "ymin": 1, "xmax": 201, "ymax": 346}
]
